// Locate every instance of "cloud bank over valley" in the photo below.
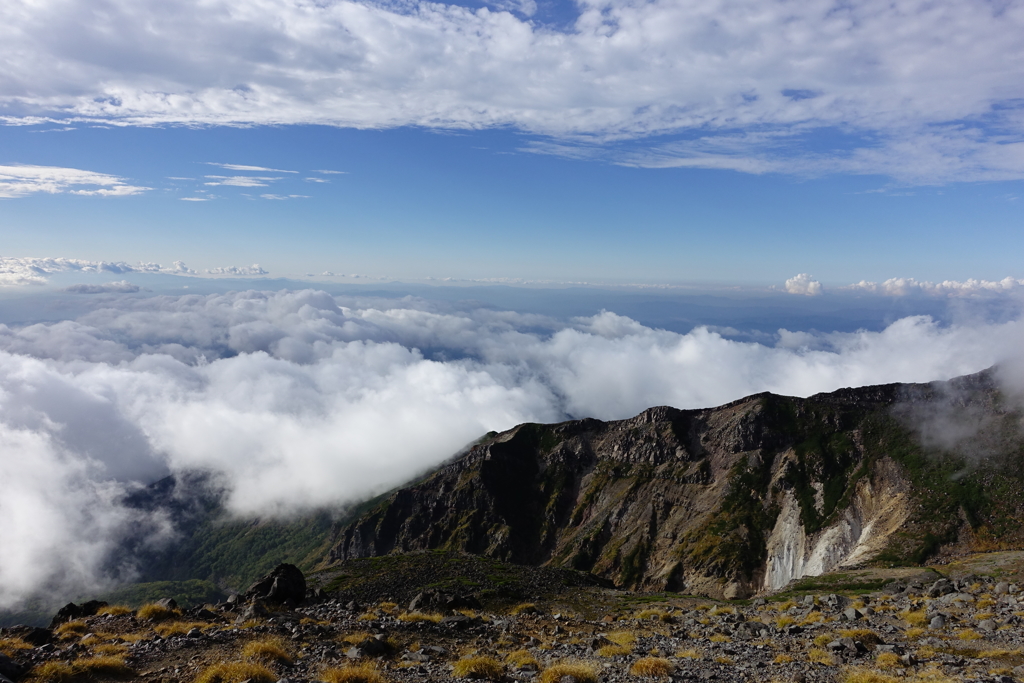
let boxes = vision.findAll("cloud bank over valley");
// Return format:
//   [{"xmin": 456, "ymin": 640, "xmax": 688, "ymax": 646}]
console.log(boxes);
[{"xmin": 1, "ymin": 286, "xmax": 1023, "ymax": 609}]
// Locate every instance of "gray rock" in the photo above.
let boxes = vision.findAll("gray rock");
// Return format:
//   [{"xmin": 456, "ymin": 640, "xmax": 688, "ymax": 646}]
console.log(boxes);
[
  {"xmin": 978, "ymin": 618, "xmax": 998, "ymax": 632},
  {"xmin": 929, "ymin": 615, "xmax": 946, "ymax": 629},
  {"xmin": 843, "ymin": 607, "xmax": 862, "ymax": 621},
  {"xmin": 996, "ymin": 582, "xmax": 1010, "ymax": 595}
]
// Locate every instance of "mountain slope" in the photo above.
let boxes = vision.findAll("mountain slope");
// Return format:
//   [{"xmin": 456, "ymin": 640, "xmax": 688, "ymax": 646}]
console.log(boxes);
[{"xmin": 325, "ymin": 369, "xmax": 1024, "ymax": 598}]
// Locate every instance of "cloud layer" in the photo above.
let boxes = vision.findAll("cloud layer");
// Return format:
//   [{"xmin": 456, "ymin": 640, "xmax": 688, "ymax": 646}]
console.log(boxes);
[
  {"xmin": 1, "ymin": 0, "xmax": 1022, "ymax": 181},
  {"xmin": 1, "ymin": 287, "xmax": 1022, "ymax": 608}
]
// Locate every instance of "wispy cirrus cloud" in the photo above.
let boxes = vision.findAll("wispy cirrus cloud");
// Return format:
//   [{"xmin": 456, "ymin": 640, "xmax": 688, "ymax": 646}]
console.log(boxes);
[
  {"xmin": 0, "ymin": 164, "xmax": 150, "ymax": 198},
  {"xmin": 203, "ymin": 175, "xmax": 280, "ymax": 187},
  {"xmin": 206, "ymin": 163, "xmax": 298, "ymax": 173},
  {"xmin": 0, "ymin": 0, "xmax": 1020, "ymax": 183}
]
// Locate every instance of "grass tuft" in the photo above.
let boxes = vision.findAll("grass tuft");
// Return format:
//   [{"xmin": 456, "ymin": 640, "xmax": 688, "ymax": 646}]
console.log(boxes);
[
  {"xmin": 773, "ymin": 653, "xmax": 794, "ymax": 664},
  {"xmin": 808, "ymin": 648, "xmax": 834, "ymax": 665},
  {"xmin": 596, "ymin": 644, "xmax": 630, "ymax": 657},
  {"xmin": 397, "ymin": 612, "xmax": 443, "ymax": 623},
  {"xmin": 452, "ymin": 656, "xmax": 504, "ymax": 680},
  {"xmin": 839, "ymin": 629, "xmax": 881, "ymax": 645},
  {"xmin": 154, "ymin": 621, "xmax": 209, "ymax": 638},
  {"xmin": 630, "ymin": 657, "xmax": 673, "ymax": 677},
  {"xmin": 899, "ymin": 610, "xmax": 927, "ymax": 627},
  {"xmin": 195, "ymin": 662, "xmax": 277, "ymax": 683},
  {"xmin": 137, "ymin": 603, "xmax": 178, "ymax": 622},
  {"xmin": 321, "ymin": 664, "xmax": 387, "ymax": 683},
  {"xmin": 539, "ymin": 662, "xmax": 598, "ymax": 683},
  {"xmin": 957, "ymin": 629, "xmax": 984, "ymax": 640},
  {"xmin": 708, "ymin": 634, "xmax": 731, "ymax": 643},
  {"xmin": 842, "ymin": 668, "xmax": 901, "ymax": 683},
  {"xmin": 505, "ymin": 650, "xmax": 539, "ymax": 668},
  {"xmin": 55, "ymin": 620, "xmax": 88, "ymax": 639},
  {"xmin": 876, "ymin": 652, "xmax": 901, "ymax": 668},
  {"xmin": 242, "ymin": 637, "xmax": 294, "ymax": 664},
  {"xmin": 0, "ymin": 637, "xmax": 33, "ymax": 657},
  {"xmin": 96, "ymin": 605, "xmax": 133, "ymax": 616},
  {"xmin": 510, "ymin": 603, "xmax": 539, "ymax": 615},
  {"xmin": 676, "ymin": 648, "xmax": 701, "ymax": 659}
]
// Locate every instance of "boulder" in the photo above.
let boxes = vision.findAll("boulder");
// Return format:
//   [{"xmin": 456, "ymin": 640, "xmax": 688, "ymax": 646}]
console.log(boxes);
[
  {"xmin": 0, "ymin": 654, "xmax": 25, "ymax": 682},
  {"xmin": 243, "ymin": 563, "xmax": 306, "ymax": 606},
  {"xmin": 48, "ymin": 600, "xmax": 108, "ymax": 629},
  {"xmin": 1, "ymin": 625, "xmax": 52, "ymax": 647}
]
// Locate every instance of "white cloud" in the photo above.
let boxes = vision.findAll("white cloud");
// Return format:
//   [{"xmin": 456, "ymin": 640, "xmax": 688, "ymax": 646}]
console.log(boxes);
[
  {"xmin": 0, "ymin": 256, "xmax": 195, "ymax": 287},
  {"xmin": 845, "ymin": 277, "xmax": 1024, "ymax": 297},
  {"xmin": 0, "ymin": 0, "xmax": 1020, "ymax": 182},
  {"xmin": 314, "ymin": 170, "xmax": 347, "ymax": 175},
  {"xmin": 0, "ymin": 164, "xmax": 150, "ymax": 198},
  {"xmin": 259, "ymin": 193, "xmax": 309, "ymax": 200},
  {"xmin": 783, "ymin": 273, "xmax": 823, "ymax": 296},
  {"xmin": 204, "ymin": 175, "xmax": 280, "ymax": 187},
  {"xmin": 206, "ymin": 163, "xmax": 298, "ymax": 173},
  {"xmin": 204, "ymin": 264, "xmax": 269, "ymax": 275}
]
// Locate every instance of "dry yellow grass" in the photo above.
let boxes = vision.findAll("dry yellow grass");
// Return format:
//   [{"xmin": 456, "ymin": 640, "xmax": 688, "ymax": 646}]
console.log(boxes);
[
  {"xmin": 378, "ymin": 602, "xmax": 399, "ymax": 614},
  {"xmin": 813, "ymin": 634, "xmax": 833, "ymax": 647},
  {"xmin": 596, "ymin": 644, "xmax": 631, "ymax": 657},
  {"xmin": 195, "ymin": 662, "xmax": 277, "ymax": 683},
  {"xmin": 915, "ymin": 666, "xmax": 956, "ymax": 683},
  {"xmin": 839, "ymin": 629, "xmax": 881, "ymax": 645},
  {"xmin": 714, "ymin": 656, "xmax": 734, "ymax": 665},
  {"xmin": 137, "ymin": 603, "xmax": 178, "ymax": 621},
  {"xmin": 676, "ymin": 648, "xmax": 701, "ymax": 659},
  {"xmin": 876, "ymin": 653, "xmax": 900, "ymax": 668},
  {"xmin": 774, "ymin": 653, "xmax": 795, "ymax": 664},
  {"xmin": 321, "ymin": 664, "xmax": 387, "ymax": 683},
  {"xmin": 915, "ymin": 646, "xmax": 936, "ymax": 659},
  {"xmin": 54, "ymin": 620, "xmax": 88, "ymax": 639},
  {"xmin": 0, "ymin": 637, "xmax": 32, "ymax": 657},
  {"xmin": 539, "ymin": 662, "xmax": 598, "ymax": 683},
  {"xmin": 510, "ymin": 602, "xmax": 539, "ymax": 615},
  {"xmin": 900, "ymin": 610, "xmax": 928, "ymax": 627},
  {"xmin": 71, "ymin": 656, "xmax": 133, "ymax": 678},
  {"xmin": 606, "ymin": 631, "xmax": 636, "ymax": 647},
  {"xmin": 842, "ymin": 668, "xmax": 901, "ymax": 683},
  {"xmin": 708, "ymin": 606, "xmax": 734, "ymax": 616},
  {"xmin": 154, "ymin": 621, "xmax": 210, "ymax": 637},
  {"xmin": 977, "ymin": 597, "xmax": 996, "ymax": 609},
  {"xmin": 800, "ymin": 612, "xmax": 826, "ymax": 625},
  {"xmin": 242, "ymin": 637, "xmax": 293, "ymax": 665},
  {"xmin": 808, "ymin": 648, "xmax": 834, "ymax": 665},
  {"xmin": 356, "ymin": 613, "xmax": 379, "ymax": 621},
  {"xmin": 708, "ymin": 634, "xmax": 731, "ymax": 643},
  {"xmin": 776, "ymin": 615, "xmax": 795, "ymax": 628},
  {"xmin": 957, "ymin": 629, "xmax": 984, "ymax": 640},
  {"xmin": 974, "ymin": 612, "xmax": 994, "ymax": 621},
  {"xmin": 505, "ymin": 650, "xmax": 539, "ymax": 668},
  {"xmin": 96, "ymin": 605, "xmax": 133, "ymax": 616},
  {"xmin": 92, "ymin": 643, "xmax": 128, "ymax": 656},
  {"xmin": 905, "ymin": 627, "xmax": 926, "ymax": 639},
  {"xmin": 630, "ymin": 657, "xmax": 674, "ymax": 677},
  {"xmin": 397, "ymin": 611, "xmax": 443, "ymax": 623},
  {"xmin": 29, "ymin": 661, "xmax": 77, "ymax": 682},
  {"xmin": 775, "ymin": 600, "xmax": 798, "ymax": 611},
  {"xmin": 635, "ymin": 608, "xmax": 672, "ymax": 622},
  {"xmin": 452, "ymin": 656, "xmax": 504, "ymax": 680}
]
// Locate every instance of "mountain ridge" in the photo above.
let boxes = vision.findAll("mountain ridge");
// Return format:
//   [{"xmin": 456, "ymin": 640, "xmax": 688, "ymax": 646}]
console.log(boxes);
[{"xmin": 324, "ymin": 368, "xmax": 1024, "ymax": 599}]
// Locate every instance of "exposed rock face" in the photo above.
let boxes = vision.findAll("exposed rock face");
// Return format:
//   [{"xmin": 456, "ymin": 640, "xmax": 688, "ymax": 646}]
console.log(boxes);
[{"xmin": 326, "ymin": 369, "xmax": 1024, "ymax": 599}]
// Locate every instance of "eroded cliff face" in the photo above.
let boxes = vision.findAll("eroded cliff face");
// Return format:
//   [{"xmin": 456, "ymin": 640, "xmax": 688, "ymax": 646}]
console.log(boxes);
[{"xmin": 324, "ymin": 370, "xmax": 1024, "ymax": 598}]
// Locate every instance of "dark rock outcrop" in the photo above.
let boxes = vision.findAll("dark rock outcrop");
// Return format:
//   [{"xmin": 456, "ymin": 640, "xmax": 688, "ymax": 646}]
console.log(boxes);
[
  {"xmin": 243, "ymin": 563, "xmax": 306, "ymax": 605},
  {"xmin": 48, "ymin": 600, "xmax": 108, "ymax": 629}
]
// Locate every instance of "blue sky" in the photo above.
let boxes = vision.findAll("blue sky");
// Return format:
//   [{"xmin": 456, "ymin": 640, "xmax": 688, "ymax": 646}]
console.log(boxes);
[{"xmin": 0, "ymin": 0, "xmax": 1022, "ymax": 287}]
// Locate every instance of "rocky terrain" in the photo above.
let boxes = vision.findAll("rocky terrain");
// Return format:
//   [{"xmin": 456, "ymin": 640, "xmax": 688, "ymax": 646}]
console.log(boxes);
[
  {"xmin": 328, "ymin": 370, "xmax": 1024, "ymax": 600},
  {"xmin": 6, "ymin": 555, "xmax": 1024, "ymax": 683}
]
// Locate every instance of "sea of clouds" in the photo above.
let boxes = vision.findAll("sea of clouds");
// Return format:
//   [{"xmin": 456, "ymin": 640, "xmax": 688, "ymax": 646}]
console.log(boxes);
[{"xmin": 1, "ymin": 287, "xmax": 1023, "ymax": 609}]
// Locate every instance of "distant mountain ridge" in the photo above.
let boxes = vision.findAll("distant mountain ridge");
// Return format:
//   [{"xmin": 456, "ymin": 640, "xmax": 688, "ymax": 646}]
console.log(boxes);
[{"xmin": 326, "ymin": 368, "xmax": 1024, "ymax": 599}]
